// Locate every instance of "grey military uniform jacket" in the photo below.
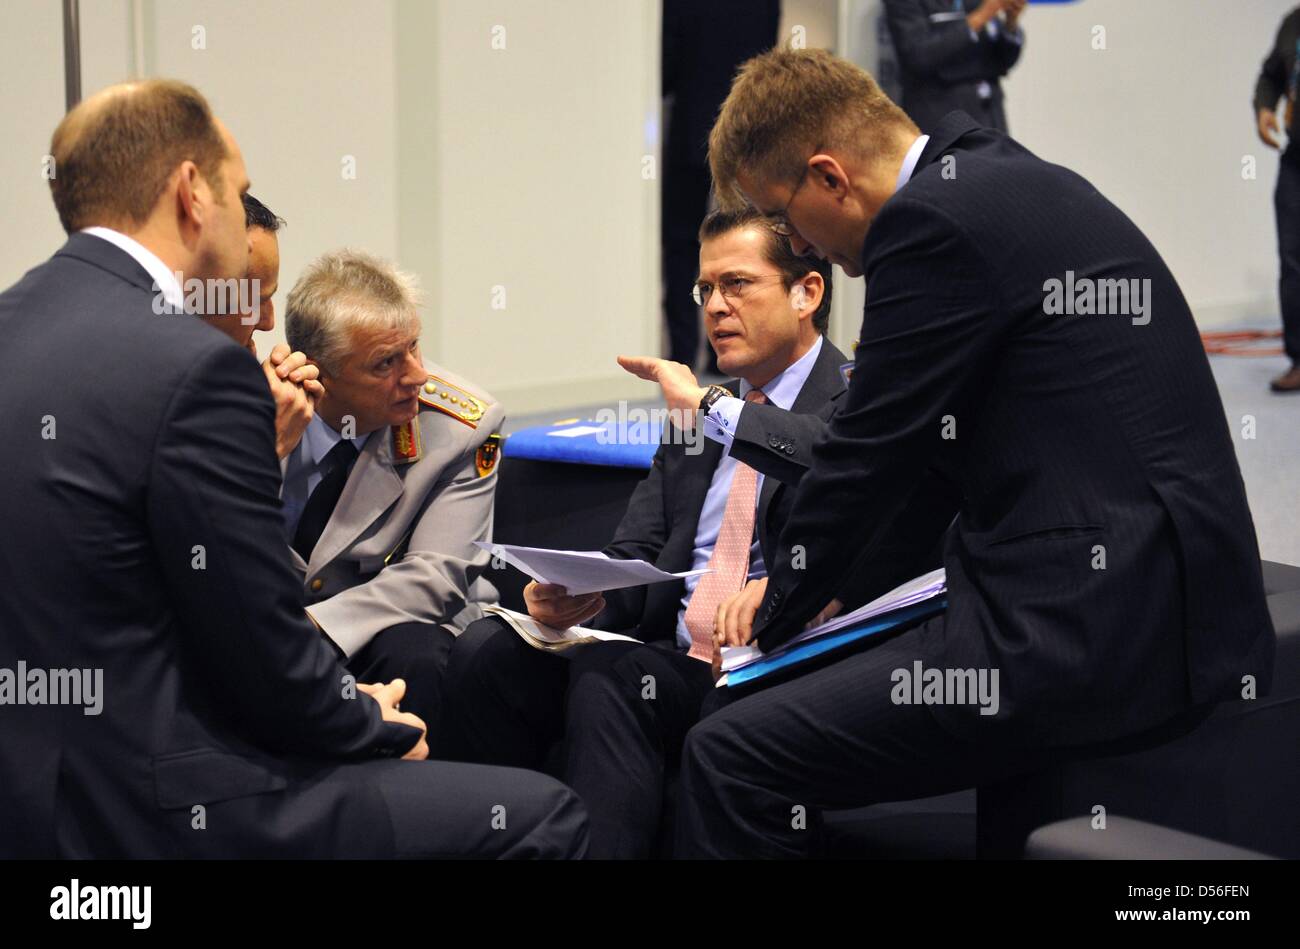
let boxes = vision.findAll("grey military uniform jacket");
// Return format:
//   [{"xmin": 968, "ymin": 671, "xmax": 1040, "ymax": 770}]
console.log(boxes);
[{"xmin": 285, "ymin": 364, "xmax": 504, "ymax": 657}]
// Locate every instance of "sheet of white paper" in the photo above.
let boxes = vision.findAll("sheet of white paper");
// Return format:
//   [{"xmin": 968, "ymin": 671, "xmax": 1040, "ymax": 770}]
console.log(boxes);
[{"xmin": 475, "ymin": 542, "xmax": 710, "ymax": 596}]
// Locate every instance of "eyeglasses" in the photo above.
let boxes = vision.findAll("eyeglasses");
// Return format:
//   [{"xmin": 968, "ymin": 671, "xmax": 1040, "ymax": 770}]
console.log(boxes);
[
  {"xmin": 692, "ymin": 273, "xmax": 786, "ymax": 307},
  {"xmin": 767, "ymin": 166, "xmax": 809, "ymax": 237}
]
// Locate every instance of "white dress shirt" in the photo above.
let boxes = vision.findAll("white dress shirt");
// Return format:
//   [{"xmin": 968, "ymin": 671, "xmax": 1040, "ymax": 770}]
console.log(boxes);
[
  {"xmin": 896, "ymin": 134, "xmax": 931, "ymax": 193},
  {"xmin": 79, "ymin": 226, "xmax": 185, "ymax": 313}
]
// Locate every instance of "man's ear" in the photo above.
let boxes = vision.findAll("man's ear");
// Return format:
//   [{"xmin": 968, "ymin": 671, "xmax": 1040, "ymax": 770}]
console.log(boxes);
[
  {"xmin": 791, "ymin": 272, "xmax": 824, "ymax": 319},
  {"xmin": 808, "ymin": 155, "xmax": 849, "ymax": 199},
  {"xmin": 174, "ymin": 160, "xmax": 204, "ymax": 233}
]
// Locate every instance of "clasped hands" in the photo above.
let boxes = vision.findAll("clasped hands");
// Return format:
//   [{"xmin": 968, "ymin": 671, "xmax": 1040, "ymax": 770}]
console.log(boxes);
[
  {"xmin": 358, "ymin": 679, "xmax": 429, "ymax": 761},
  {"xmin": 248, "ymin": 339, "xmax": 325, "ymax": 458}
]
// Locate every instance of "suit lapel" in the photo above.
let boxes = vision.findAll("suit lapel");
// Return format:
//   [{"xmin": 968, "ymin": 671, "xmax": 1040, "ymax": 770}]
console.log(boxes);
[
  {"xmin": 306, "ymin": 427, "xmax": 404, "ymax": 577},
  {"xmin": 755, "ymin": 339, "xmax": 849, "ymax": 528}
]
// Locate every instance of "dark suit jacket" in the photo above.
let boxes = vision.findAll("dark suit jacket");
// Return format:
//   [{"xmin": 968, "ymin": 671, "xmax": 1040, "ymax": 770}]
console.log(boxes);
[
  {"xmin": 884, "ymin": 0, "xmax": 1022, "ymax": 133},
  {"xmin": 662, "ymin": 0, "xmax": 780, "ymax": 168},
  {"xmin": 755, "ymin": 114, "xmax": 1276, "ymax": 747},
  {"xmin": 0, "ymin": 234, "xmax": 420, "ymax": 857},
  {"xmin": 594, "ymin": 339, "xmax": 852, "ymax": 640}
]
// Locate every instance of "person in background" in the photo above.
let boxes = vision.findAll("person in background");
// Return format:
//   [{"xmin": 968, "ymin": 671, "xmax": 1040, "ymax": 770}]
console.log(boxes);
[
  {"xmin": 1254, "ymin": 5, "xmax": 1300, "ymax": 392},
  {"xmin": 661, "ymin": 0, "xmax": 780, "ymax": 372},
  {"xmin": 884, "ymin": 0, "xmax": 1025, "ymax": 134}
]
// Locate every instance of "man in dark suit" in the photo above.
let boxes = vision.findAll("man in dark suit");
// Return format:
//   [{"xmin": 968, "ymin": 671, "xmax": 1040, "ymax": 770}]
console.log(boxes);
[
  {"xmin": 662, "ymin": 0, "xmax": 780, "ymax": 369},
  {"xmin": 683, "ymin": 48, "xmax": 1275, "ymax": 857},
  {"xmin": 883, "ymin": 0, "xmax": 1025, "ymax": 134},
  {"xmin": 1253, "ymin": 5, "xmax": 1300, "ymax": 391},
  {"xmin": 0, "ymin": 78, "xmax": 586, "ymax": 858},
  {"xmin": 441, "ymin": 207, "xmax": 911, "ymax": 857}
]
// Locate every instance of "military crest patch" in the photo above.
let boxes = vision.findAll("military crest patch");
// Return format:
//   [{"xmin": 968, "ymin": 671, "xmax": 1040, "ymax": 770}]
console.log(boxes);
[{"xmin": 476, "ymin": 434, "xmax": 501, "ymax": 477}]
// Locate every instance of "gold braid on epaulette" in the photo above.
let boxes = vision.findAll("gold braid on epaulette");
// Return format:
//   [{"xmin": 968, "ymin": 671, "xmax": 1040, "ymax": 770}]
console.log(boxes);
[{"xmin": 418, "ymin": 375, "xmax": 485, "ymax": 428}]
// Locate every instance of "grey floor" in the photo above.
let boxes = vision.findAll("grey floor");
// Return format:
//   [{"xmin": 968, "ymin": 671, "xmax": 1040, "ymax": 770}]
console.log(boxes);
[
  {"xmin": 1206, "ymin": 344, "xmax": 1298, "ymax": 567},
  {"xmin": 505, "ymin": 328, "xmax": 1298, "ymax": 569}
]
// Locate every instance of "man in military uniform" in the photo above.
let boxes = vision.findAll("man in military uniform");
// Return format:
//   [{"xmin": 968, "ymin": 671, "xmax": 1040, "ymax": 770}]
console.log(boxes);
[{"xmin": 283, "ymin": 249, "xmax": 504, "ymax": 735}]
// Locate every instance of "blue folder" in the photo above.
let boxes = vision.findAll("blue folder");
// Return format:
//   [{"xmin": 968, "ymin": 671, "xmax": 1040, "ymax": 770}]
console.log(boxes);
[{"xmin": 724, "ymin": 598, "xmax": 948, "ymax": 689}]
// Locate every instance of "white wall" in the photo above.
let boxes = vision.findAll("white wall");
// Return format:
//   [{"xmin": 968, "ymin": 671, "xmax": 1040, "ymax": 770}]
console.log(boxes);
[
  {"xmin": 836, "ymin": 0, "xmax": 1293, "ymax": 333},
  {"xmin": 0, "ymin": 0, "xmax": 70, "ymax": 285},
  {"xmin": 1005, "ymin": 0, "xmax": 1293, "ymax": 326},
  {"xmin": 4, "ymin": 1, "xmax": 1291, "ymax": 415},
  {"xmin": 396, "ymin": 0, "xmax": 660, "ymax": 411},
  {"xmin": 1, "ymin": 0, "xmax": 659, "ymax": 416}
]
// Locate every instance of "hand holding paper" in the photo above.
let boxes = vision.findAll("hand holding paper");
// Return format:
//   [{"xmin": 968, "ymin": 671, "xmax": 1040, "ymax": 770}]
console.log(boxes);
[{"xmin": 524, "ymin": 581, "xmax": 605, "ymax": 628}]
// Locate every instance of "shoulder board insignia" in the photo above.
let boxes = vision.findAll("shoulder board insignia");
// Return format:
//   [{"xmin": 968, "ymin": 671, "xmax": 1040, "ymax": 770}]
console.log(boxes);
[
  {"xmin": 392, "ymin": 418, "xmax": 422, "ymax": 464},
  {"xmin": 418, "ymin": 374, "xmax": 485, "ymax": 428},
  {"xmin": 476, "ymin": 434, "xmax": 502, "ymax": 477}
]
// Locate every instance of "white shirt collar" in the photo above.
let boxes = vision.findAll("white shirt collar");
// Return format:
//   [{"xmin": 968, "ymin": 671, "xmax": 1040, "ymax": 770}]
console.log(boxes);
[
  {"xmin": 739, "ymin": 335, "xmax": 824, "ymax": 411},
  {"xmin": 302, "ymin": 412, "xmax": 371, "ymax": 467},
  {"xmin": 895, "ymin": 134, "xmax": 931, "ymax": 193},
  {"xmin": 79, "ymin": 226, "xmax": 185, "ymax": 312}
]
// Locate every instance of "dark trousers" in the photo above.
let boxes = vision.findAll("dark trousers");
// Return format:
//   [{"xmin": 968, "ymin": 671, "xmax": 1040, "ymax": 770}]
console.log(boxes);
[
  {"xmin": 276, "ymin": 757, "xmax": 588, "ymax": 858},
  {"xmin": 662, "ymin": 161, "xmax": 713, "ymax": 369},
  {"xmin": 675, "ymin": 614, "xmax": 1208, "ymax": 858},
  {"xmin": 442, "ymin": 616, "xmax": 714, "ymax": 858},
  {"xmin": 675, "ymin": 616, "xmax": 1049, "ymax": 858},
  {"xmin": 347, "ymin": 621, "xmax": 455, "ymax": 743},
  {"xmin": 1275, "ymin": 151, "xmax": 1300, "ymax": 364}
]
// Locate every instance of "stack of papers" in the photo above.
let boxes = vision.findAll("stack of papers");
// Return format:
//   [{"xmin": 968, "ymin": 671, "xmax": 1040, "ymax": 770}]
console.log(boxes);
[
  {"xmin": 719, "ymin": 568, "xmax": 947, "ymax": 687},
  {"xmin": 482, "ymin": 605, "xmax": 639, "ymax": 656}
]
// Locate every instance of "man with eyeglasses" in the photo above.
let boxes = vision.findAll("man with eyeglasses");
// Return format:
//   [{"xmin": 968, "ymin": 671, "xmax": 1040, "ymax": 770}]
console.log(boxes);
[
  {"xmin": 441, "ymin": 206, "xmax": 949, "ymax": 858},
  {"xmin": 680, "ymin": 48, "xmax": 1273, "ymax": 858}
]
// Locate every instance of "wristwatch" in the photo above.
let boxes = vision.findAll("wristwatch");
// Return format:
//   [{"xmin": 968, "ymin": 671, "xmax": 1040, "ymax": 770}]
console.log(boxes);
[{"xmin": 698, "ymin": 384, "xmax": 730, "ymax": 414}]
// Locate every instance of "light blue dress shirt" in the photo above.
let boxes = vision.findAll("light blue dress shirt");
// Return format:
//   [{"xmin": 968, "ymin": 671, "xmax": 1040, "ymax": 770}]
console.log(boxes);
[
  {"xmin": 280, "ymin": 414, "xmax": 372, "ymax": 542},
  {"xmin": 676, "ymin": 336, "xmax": 825, "ymax": 649}
]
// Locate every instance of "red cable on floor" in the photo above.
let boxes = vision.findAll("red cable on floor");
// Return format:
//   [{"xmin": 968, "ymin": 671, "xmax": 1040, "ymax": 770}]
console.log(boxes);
[{"xmin": 1201, "ymin": 329, "xmax": 1284, "ymax": 356}]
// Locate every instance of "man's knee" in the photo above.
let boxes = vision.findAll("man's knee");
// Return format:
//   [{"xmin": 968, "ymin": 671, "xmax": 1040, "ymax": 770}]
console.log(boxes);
[
  {"xmin": 567, "ymin": 643, "xmax": 653, "ymax": 713},
  {"xmin": 445, "ymin": 617, "xmax": 516, "ymax": 691},
  {"xmin": 491, "ymin": 771, "xmax": 590, "ymax": 859}
]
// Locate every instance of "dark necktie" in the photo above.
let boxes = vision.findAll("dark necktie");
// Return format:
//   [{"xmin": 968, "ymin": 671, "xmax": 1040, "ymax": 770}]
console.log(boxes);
[{"xmin": 292, "ymin": 438, "xmax": 359, "ymax": 562}]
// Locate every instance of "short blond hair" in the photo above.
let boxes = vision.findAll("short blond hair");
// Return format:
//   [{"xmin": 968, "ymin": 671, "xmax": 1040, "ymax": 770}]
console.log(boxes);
[
  {"xmin": 286, "ymin": 249, "xmax": 422, "ymax": 374},
  {"xmin": 708, "ymin": 48, "xmax": 916, "ymax": 210}
]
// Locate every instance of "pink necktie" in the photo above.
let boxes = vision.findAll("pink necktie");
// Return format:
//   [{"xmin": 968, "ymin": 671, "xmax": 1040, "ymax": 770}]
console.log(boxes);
[{"xmin": 683, "ymin": 388, "xmax": 767, "ymax": 661}]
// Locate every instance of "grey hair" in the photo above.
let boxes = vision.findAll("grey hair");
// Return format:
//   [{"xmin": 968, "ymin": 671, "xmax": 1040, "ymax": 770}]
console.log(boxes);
[{"xmin": 285, "ymin": 248, "xmax": 422, "ymax": 374}]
